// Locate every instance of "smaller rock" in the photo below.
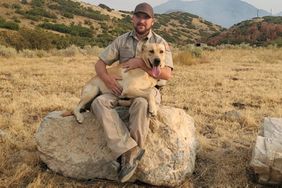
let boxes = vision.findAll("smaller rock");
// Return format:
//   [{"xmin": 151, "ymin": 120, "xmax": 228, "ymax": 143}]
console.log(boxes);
[{"xmin": 250, "ymin": 117, "xmax": 282, "ymax": 185}]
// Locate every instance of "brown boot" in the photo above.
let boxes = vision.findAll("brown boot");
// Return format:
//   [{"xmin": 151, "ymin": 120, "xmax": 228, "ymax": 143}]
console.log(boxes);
[{"xmin": 118, "ymin": 146, "xmax": 145, "ymax": 183}]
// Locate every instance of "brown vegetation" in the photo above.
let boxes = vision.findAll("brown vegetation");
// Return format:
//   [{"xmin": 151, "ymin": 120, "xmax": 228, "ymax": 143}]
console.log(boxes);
[
  {"xmin": 0, "ymin": 47, "xmax": 282, "ymax": 187},
  {"xmin": 208, "ymin": 17, "xmax": 282, "ymax": 46}
]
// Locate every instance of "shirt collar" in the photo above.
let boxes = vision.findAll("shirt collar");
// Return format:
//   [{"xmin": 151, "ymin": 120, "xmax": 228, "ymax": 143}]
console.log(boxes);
[{"xmin": 129, "ymin": 30, "xmax": 153, "ymax": 41}]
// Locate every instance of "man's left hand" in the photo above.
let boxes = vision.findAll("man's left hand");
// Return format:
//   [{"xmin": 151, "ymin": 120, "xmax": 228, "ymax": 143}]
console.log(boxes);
[{"xmin": 122, "ymin": 58, "xmax": 146, "ymax": 72}]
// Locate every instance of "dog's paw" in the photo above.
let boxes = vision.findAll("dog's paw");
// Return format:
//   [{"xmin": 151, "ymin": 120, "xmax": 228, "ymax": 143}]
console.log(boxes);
[
  {"xmin": 75, "ymin": 114, "xmax": 84, "ymax": 124},
  {"xmin": 148, "ymin": 106, "xmax": 157, "ymax": 117}
]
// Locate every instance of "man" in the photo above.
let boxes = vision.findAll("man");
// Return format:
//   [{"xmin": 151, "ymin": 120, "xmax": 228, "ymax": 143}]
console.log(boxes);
[{"xmin": 91, "ymin": 2, "xmax": 173, "ymax": 182}]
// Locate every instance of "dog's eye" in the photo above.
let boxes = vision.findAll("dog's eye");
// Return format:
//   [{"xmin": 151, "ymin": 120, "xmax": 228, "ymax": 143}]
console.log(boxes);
[
  {"xmin": 149, "ymin": 50, "xmax": 154, "ymax": 54},
  {"xmin": 160, "ymin": 50, "xmax": 164, "ymax": 54}
]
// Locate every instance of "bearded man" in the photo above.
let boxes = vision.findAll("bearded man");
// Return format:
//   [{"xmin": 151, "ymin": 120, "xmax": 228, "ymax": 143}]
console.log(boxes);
[{"xmin": 91, "ymin": 2, "xmax": 173, "ymax": 182}]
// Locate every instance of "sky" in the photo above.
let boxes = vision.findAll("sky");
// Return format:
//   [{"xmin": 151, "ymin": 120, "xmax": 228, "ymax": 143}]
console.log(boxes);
[{"xmin": 83, "ymin": 0, "xmax": 282, "ymax": 14}]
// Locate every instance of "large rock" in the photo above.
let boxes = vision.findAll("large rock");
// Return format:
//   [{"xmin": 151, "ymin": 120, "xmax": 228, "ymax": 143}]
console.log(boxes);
[
  {"xmin": 35, "ymin": 106, "xmax": 197, "ymax": 187},
  {"xmin": 250, "ymin": 117, "xmax": 282, "ymax": 185}
]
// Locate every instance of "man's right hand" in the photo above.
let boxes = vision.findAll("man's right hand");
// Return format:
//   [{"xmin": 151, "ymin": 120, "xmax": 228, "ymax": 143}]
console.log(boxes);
[
  {"xmin": 103, "ymin": 74, "xmax": 122, "ymax": 96},
  {"xmin": 95, "ymin": 60, "xmax": 123, "ymax": 96}
]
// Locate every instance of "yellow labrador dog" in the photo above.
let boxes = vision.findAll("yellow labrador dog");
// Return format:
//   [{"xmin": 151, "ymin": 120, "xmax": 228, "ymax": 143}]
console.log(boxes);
[{"xmin": 72, "ymin": 43, "xmax": 166, "ymax": 123}]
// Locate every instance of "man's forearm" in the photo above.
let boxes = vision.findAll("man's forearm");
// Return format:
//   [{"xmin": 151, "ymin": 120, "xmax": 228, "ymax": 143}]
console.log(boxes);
[{"xmin": 95, "ymin": 59, "xmax": 109, "ymax": 81}]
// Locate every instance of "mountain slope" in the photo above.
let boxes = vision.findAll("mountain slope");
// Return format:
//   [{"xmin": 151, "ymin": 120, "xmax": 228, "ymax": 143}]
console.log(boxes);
[
  {"xmin": 206, "ymin": 16, "xmax": 282, "ymax": 46},
  {"xmin": 154, "ymin": 0, "xmax": 271, "ymax": 28},
  {"xmin": 0, "ymin": 0, "xmax": 222, "ymax": 50}
]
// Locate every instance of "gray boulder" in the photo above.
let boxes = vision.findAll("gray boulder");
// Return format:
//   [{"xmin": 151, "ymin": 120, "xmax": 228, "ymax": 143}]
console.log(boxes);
[{"xmin": 35, "ymin": 106, "xmax": 197, "ymax": 187}]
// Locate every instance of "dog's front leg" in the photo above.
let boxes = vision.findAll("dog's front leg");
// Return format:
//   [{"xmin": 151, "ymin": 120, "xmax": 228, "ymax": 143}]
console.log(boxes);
[
  {"xmin": 147, "ymin": 89, "xmax": 158, "ymax": 117},
  {"xmin": 124, "ymin": 88, "xmax": 158, "ymax": 116}
]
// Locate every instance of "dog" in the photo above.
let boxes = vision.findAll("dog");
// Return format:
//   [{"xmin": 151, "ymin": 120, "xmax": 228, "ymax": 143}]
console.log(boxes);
[{"xmin": 70, "ymin": 43, "xmax": 166, "ymax": 123}]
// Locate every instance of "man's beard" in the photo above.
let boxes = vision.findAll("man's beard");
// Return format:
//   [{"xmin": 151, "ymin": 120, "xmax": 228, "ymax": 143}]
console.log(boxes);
[{"xmin": 134, "ymin": 24, "xmax": 150, "ymax": 36}]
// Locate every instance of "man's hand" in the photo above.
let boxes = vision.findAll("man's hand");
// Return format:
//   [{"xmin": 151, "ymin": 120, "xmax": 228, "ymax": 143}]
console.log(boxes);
[
  {"xmin": 122, "ymin": 58, "xmax": 146, "ymax": 72},
  {"xmin": 95, "ymin": 60, "xmax": 122, "ymax": 96},
  {"xmin": 104, "ymin": 75, "xmax": 122, "ymax": 96}
]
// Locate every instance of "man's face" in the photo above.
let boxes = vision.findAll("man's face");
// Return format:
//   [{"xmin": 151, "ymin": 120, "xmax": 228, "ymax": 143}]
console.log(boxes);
[{"xmin": 132, "ymin": 12, "xmax": 154, "ymax": 35}]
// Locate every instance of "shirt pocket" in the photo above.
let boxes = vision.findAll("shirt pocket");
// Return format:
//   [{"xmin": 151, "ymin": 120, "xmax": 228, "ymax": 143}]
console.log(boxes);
[{"xmin": 119, "ymin": 48, "xmax": 134, "ymax": 63}]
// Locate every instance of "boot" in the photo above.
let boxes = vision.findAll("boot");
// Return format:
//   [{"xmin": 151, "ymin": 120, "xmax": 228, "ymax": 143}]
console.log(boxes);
[{"xmin": 118, "ymin": 146, "xmax": 145, "ymax": 183}]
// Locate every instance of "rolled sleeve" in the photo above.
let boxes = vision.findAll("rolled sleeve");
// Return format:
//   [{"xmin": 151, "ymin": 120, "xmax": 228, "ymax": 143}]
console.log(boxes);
[{"xmin": 99, "ymin": 38, "xmax": 120, "ymax": 65}]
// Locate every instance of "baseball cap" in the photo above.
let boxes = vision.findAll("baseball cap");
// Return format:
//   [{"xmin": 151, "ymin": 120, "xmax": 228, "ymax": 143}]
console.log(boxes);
[{"xmin": 133, "ymin": 3, "xmax": 154, "ymax": 18}]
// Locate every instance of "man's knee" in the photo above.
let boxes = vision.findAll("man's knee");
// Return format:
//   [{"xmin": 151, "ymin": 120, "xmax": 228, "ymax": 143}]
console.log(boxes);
[{"xmin": 131, "ymin": 97, "xmax": 148, "ymax": 109}]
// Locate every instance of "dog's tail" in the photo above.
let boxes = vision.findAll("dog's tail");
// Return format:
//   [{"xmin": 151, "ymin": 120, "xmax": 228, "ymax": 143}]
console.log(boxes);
[{"xmin": 61, "ymin": 110, "xmax": 73, "ymax": 117}]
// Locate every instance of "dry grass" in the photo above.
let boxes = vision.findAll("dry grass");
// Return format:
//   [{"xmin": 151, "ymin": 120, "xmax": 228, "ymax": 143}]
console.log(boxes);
[{"xmin": 0, "ymin": 47, "xmax": 282, "ymax": 187}]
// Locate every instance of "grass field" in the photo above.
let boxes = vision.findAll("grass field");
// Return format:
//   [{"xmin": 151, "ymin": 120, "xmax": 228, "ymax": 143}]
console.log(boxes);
[{"xmin": 0, "ymin": 47, "xmax": 282, "ymax": 187}]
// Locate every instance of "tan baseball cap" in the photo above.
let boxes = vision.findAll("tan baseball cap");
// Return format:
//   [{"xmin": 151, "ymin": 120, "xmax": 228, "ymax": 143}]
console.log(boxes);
[{"xmin": 134, "ymin": 3, "xmax": 154, "ymax": 18}]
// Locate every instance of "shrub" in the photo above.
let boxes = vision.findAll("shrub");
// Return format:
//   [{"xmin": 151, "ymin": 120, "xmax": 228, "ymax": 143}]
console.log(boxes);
[
  {"xmin": 11, "ymin": 3, "xmax": 22, "ymax": 10},
  {"xmin": 19, "ymin": 28, "xmax": 55, "ymax": 50},
  {"xmin": 0, "ymin": 17, "xmax": 20, "ymax": 30},
  {"xmin": 39, "ymin": 22, "xmax": 92, "ymax": 37},
  {"xmin": 26, "ymin": 7, "xmax": 57, "ymax": 19},
  {"xmin": 2, "ymin": 3, "xmax": 10, "ymax": 8},
  {"xmin": 31, "ymin": 0, "xmax": 44, "ymax": 7},
  {"xmin": 12, "ymin": 16, "xmax": 21, "ymax": 23},
  {"xmin": 20, "ymin": 49, "xmax": 36, "ymax": 58},
  {"xmin": 0, "ymin": 30, "xmax": 28, "ymax": 50},
  {"xmin": 19, "ymin": 49, "xmax": 49, "ymax": 58},
  {"xmin": 59, "ymin": 45, "xmax": 80, "ymax": 56},
  {"xmin": 173, "ymin": 51, "xmax": 197, "ymax": 66},
  {"xmin": 98, "ymin": 4, "xmax": 112, "ymax": 12},
  {"xmin": 62, "ymin": 12, "xmax": 74, "ymax": 19},
  {"xmin": 185, "ymin": 45, "xmax": 203, "ymax": 58},
  {"xmin": 83, "ymin": 45, "xmax": 102, "ymax": 56},
  {"xmin": 0, "ymin": 45, "xmax": 17, "ymax": 58}
]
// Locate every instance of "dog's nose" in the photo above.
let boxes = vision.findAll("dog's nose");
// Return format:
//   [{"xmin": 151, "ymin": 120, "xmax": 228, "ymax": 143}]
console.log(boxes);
[{"xmin": 154, "ymin": 58, "xmax": 160, "ymax": 66}]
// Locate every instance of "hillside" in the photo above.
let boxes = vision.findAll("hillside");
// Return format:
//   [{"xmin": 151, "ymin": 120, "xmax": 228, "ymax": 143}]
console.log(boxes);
[
  {"xmin": 0, "ymin": 0, "xmax": 222, "ymax": 50},
  {"xmin": 154, "ymin": 0, "xmax": 270, "ymax": 28},
  {"xmin": 207, "ymin": 16, "xmax": 282, "ymax": 46}
]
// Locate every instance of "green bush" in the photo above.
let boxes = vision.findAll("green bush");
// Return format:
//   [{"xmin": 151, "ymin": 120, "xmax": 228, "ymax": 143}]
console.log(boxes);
[
  {"xmin": 0, "ymin": 17, "xmax": 19, "ymax": 30},
  {"xmin": 19, "ymin": 28, "xmax": 54, "ymax": 50},
  {"xmin": 24, "ymin": 14, "xmax": 41, "ymax": 21},
  {"xmin": 31, "ymin": 0, "xmax": 44, "ymax": 7},
  {"xmin": 39, "ymin": 22, "xmax": 93, "ymax": 37},
  {"xmin": 11, "ymin": 3, "xmax": 22, "ymax": 10},
  {"xmin": 263, "ymin": 16, "xmax": 282, "ymax": 24},
  {"xmin": 271, "ymin": 37, "xmax": 282, "ymax": 47},
  {"xmin": 12, "ymin": 16, "xmax": 21, "ymax": 23},
  {"xmin": 98, "ymin": 4, "xmax": 112, "ymax": 12},
  {"xmin": 185, "ymin": 44, "xmax": 203, "ymax": 58},
  {"xmin": 62, "ymin": 12, "xmax": 74, "ymax": 19},
  {"xmin": 26, "ymin": 7, "xmax": 57, "ymax": 19},
  {"xmin": 20, "ymin": 0, "xmax": 28, "ymax": 4}
]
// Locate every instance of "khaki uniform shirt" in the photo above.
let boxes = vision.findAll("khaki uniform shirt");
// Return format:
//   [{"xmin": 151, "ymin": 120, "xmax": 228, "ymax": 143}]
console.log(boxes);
[{"xmin": 99, "ymin": 30, "xmax": 173, "ymax": 86}]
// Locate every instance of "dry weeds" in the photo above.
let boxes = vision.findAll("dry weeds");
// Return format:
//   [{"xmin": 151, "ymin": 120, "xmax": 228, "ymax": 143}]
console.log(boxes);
[{"xmin": 0, "ymin": 48, "xmax": 282, "ymax": 187}]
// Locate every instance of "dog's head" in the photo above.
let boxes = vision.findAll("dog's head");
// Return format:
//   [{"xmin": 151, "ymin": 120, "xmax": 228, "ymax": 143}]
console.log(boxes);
[{"xmin": 141, "ymin": 43, "xmax": 166, "ymax": 77}]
